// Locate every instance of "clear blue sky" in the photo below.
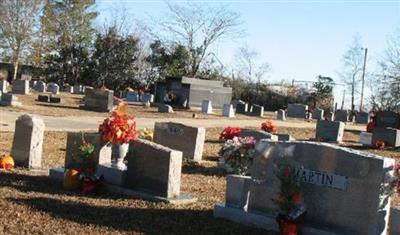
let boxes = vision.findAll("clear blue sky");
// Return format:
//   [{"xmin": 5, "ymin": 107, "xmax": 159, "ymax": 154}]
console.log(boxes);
[{"xmin": 97, "ymin": 0, "xmax": 400, "ymax": 108}]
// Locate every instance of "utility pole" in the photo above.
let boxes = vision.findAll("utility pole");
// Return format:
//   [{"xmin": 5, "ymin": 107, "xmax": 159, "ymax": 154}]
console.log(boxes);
[
  {"xmin": 360, "ymin": 48, "xmax": 368, "ymax": 112},
  {"xmin": 341, "ymin": 89, "xmax": 345, "ymax": 110}
]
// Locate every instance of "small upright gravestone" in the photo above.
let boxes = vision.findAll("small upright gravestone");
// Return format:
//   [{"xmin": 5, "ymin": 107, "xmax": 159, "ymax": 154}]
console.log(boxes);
[
  {"xmin": 287, "ymin": 104, "xmax": 308, "ymax": 118},
  {"xmin": 215, "ymin": 140, "xmax": 395, "ymax": 235},
  {"xmin": 0, "ymin": 80, "xmax": 8, "ymax": 93},
  {"xmin": 83, "ymin": 89, "xmax": 113, "ymax": 112},
  {"xmin": 223, "ymin": 104, "xmax": 235, "ymax": 118},
  {"xmin": 38, "ymin": 95, "xmax": 49, "ymax": 102},
  {"xmin": 276, "ymin": 109, "xmax": 286, "ymax": 120},
  {"xmin": 126, "ymin": 139, "xmax": 182, "ymax": 198},
  {"xmin": 312, "ymin": 108, "xmax": 324, "ymax": 120},
  {"xmin": 158, "ymin": 104, "xmax": 174, "ymax": 113},
  {"xmin": 141, "ymin": 93, "xmax": 154, "ymax": 103},
  {"xmin": 0, "ymin": 93, "xmax": 22, "ymax": 107},
  {"xmin": 35, "ymin": 81, "xmax": 46, "ymax": 92},
  {"xmin": 315, "ymin": 120, "xmax": 345, "ymax": 143},
  {"xmin": 250, "ymin": 104, "xmax": 264, "ymax": 117},
  {"xmin": 335, "ymin": 109, "xmax": 349, "ymax": 122},
  {"xmin": 72, "ymin": 85, "xmax": 83, "ymax": 94},
  {"xmin": 11, "ymin": 114, "xmax": 45, "ymax": 169},
  {"xmin": 201, "ymin": 100, "xmax": 213, "ymax": 114},
  {"xmin": 153, "ymin": 122, "xmax": 205, "ymax": 162},
  {"xmin": 47, "ymin": 83, "xmax": 59, "ymax": 94},
  {"xmin": 372, "ymin": 128, "xmax": 400, "ymax": 147},
  {"xmin": 239, "ymin": 129, "xmax": 278, "ymax": 141},
  {"xmin": 356, "ymin": 111, "xmax": 370, "ymax": 124},
  {"xmin": 236, "ymin": 101, "xmax": 248, "ymax": 114},
  {"xmin": 324, "ymin": 111, "xmax": 334, "ymax": 121},
  {"xmin": 126, "ymin": 91, "xmax": 139, "ymax": 102},
  {"xmin": 375, "ymin": 111, "xmax": 400, "ymax": 129},
  {"xmin": 12, "ymin": 79, "xmax": 29, "ymax": 95}
]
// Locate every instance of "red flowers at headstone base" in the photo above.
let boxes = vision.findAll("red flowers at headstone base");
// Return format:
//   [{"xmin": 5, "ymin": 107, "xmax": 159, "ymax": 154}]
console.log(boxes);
[
  {"xmin": 261, "ymin": 120, "xmax": 278, "ymax": 134},
  {"xmin": 219, "ymin": 126, "xmax": 242, "ymax": 140}
]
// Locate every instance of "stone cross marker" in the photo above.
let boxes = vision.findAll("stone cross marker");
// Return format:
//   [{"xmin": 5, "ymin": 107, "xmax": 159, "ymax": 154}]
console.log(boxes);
[
  {"xmin": 287, "ymin": 104, "xmax": 308, "ymax": 118},
  {"xmin": 83, "ymin": 89, "xmax": 114, "ymax": 112},
  {"xmin": 375, "ymin": 111, "xmax": 400, "ymax": 129},
  {"xmin": 126, "ymin": 139, "xmax": 182, "ymax": 198},
  {"xmin": 11, "ymin": 114, "xmax": 45, "ymax": 169},
  {"xmin": 219, "ymin": 140, "xmax": 394, "ymax": 235},
  {"xmin": 223, "ymin": 104, "xmax": 235, "ymax": 118},
  {"xmin": 12, "ymin": 79, "xmax": 29, "ymax": 95},
  {"xmin": 201, "ymin": 100, "xmax": 213, "ymax": 114},
  {"xmin": 153, "ymin": 122, "xmax": 205, "ymax": 162},
  {"xmin": 315, "ymin": 120, "xmax": 345, "ymax": 143}
]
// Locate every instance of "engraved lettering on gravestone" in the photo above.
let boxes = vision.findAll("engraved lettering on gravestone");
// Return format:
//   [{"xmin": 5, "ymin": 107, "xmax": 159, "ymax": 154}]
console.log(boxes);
[
  {"xmin": 168, "ymin": 126, "xmax": 184, "ymax": 136},
  {"xmin": 294, "ymin": 168, "xmax": 348, "ymax": 191}
]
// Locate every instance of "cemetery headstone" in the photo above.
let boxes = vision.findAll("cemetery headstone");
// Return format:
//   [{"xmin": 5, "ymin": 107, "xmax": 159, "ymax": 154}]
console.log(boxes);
[
  {"xmin": 312, "ymin": 108, "xmax": 324, "ymax": 120},
  {"xmin": 250, "ymin": 104, "xmax": 264, "ymax": 117},
  {"xmin": 83, "ymin": 89, "xmax": 113, "ymax": 112},
  {"xmin": 47, "ymin": 83, "xmax": 60, "ymax": 94},
  {"xmin": 276, "ymin": 133, "xmax": 295, "ymax": 141},
  {"xmin": 126, "ymin": 139, "xmax": 182, "ymax": 198},
  {"xmin": 223, "ymin": 104, "xmax": 235, "ymax": 118},
  {"xmin": 126, "ymin": 91, "xmax": 139, "ymax": 102},
  {"xmin": 12, "ymin": 79, "xmax": 29, "ymax": 95},
  {"xmin": 215, "ymin": 140, "xmax": 395, "ymax": 235},
  {"xmin": 64, "ymin": 132, "xmax": 112, "ymax": 169},
  {"xmin": 372, "ymin": 127, "xmax": 400, "ymax": 147},
  {"xmin": 38, "ymin": 95, "xmax": 49, "ymax": 102},
  {"xmin": 355, "ymin": 111, "xmax": 370, "ymax": 124},
  {"xmin": 315, "ymin": 120, "xmax": 345, "ymax": 143},
  {"xmin": 324, "ymin": 111, "xmax": 334, "ymax": 121},
  {"xmin": 335, "ymin": 109, "xmax": 350, "ymax": 122},
  {"xmin": 359, "ymin": 132, "xmax": 372, "ymax": 146},
  {"xmin": 0, "ymin": 93, "xmax": 22, "ymax": 107},
  {"xmin": 20, "ymin": 74, "xmax": 31, "ymax": 80},
  {"xmin": 35, "ymin": 81, "xmax": 46, "ymax": 92},
  {"xmin": 287, "ymin": 104, "xmax": 308, "ymax": 118},
  {"xmin": 375, "ymin": 111, "xmax": 400, "ymax": 129},
  {"xmin": 277, "ymin": 109, "xmax": 286, "ymax": 121},
  {"xmin": 72, "ymin": 85, "xmax": 83, "ymax": 94},
  {"xmin": 239, "ymin": 129, "xmax": 278, "ymax": 141},
  {"xmin": 0, "ymin": 80, "xmax": 8, "ymax": 93},
  {"xmin": 158, "ymin": 104, "xmax": 174, "ymax": 113},
  {"xmin": 202, "ymin": 100, "xmax": 213, "ymax": 114},
  {"xmin": 11, "ymin": 114, "xmax": 45, "ymax": 169},
  {"xmin": 153, "ymin": 122, "xmax": 205, "ymax": 162},
  {"xmin": 236, "ymin": 101, "xmax": 248, "ymax": 114},
  {"xmin": 141, "ymin": 93, "xmax": 154, "ymax": 103},
  {"xmin": 50, "ymin": 96, "xmax": 61, "ymax": 103}
]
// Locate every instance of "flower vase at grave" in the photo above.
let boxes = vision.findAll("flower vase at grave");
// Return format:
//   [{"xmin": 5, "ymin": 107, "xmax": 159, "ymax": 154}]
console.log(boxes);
[{"xmin": 113, "ymin": 143, "xmax": 129, "ymax": 170}]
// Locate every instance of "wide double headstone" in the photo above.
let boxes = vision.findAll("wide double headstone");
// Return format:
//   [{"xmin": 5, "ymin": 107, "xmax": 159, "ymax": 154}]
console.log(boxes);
[
  {"xmin": 201, "ymin": 100, "xmax": 213, "ymax": 114},
  {"xmin": 287, "ymin": 104, "xmax": 307, "ymax": 118},
  {"xmin": 35, "ymin": 81, "xmax": 46, "ymax": 92},
  {"xmin": 0, "ymin": 80, "xmax": 8, "ymax": 93},
  {"xmin": 312, "ymin": 108, "xmax": 324, "ymax": 120},
  {"xmin": 83, "ymin": 89, "xmax": 113, "ymax": 112},
  {"xmin": 126, "ymin": 139, "xmax": 182, "ymax": 198},
  {"xmin": 64, "ymin": 132, "xmax": 112, "ymax": 169},
  {"xmin": 316, "ymin": 120, "xmax": 345, "ymax": 143},
  {"xmin": 375, "ymin": 111, "xmax": 400, "ymax": 129},
  {"xmin": 153, "ymin": 122, "xmax": 205, "ymax": 162},
  {"xmin": 236, "ymin": 101, "xmax": 248, "ymax": 114},
  {"xmin": 11, "ymin": 115, "xmax": 45, "ymax": 169},
  {"xmin": 126, "ymin": 91, "xmax": 139, "ymax": 102},
  {"xmin": 356, "ymin": 112, "xmax": 370, "ymax": 124},
  {"xmin": 216, "ymin": 140, "xmax": 395, "ymax": 235},
  {"xmin": 223, "ymin": 104, "xmax": 235, "ymax": 118},
  {"xmin": 12, "ymin": 79, "xmax": 29, "ymax": 95},
  {"xmin": 47, "ymin": 83, "xmax": 59, "ymax": 94},
  {"xmin": 276, "ymin": 109, "xmax": 286, "ymax": 121},
  {"xmin": 335, "ymin": 109, "xmax": 350, "ymax": 122}
]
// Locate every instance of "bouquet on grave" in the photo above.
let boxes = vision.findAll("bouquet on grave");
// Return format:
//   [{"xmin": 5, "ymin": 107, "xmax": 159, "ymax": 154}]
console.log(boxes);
[
  {"xmin": 139, "ymin": 128, "xmax": 153, "ymax": 141},
  {"xmin": 261, "ymin": 120, "xmax": 278, "ymax": 134},
  {"xmin": 273, "ymin": 162, "xmax": 306, "ymax": 234},
  {"xmin": 390, "ymin": 161, "xmax": 400, "ymax": 196},
  {"xmin": 219, "ymin": 126, "xmax": 242, "ymax": 140},
  {"xmin": 218, "ymin": 136, "xmax": 256, "ymax": 175},
  {"xmin": 99, "ymin": 103, "xmax": 138, "ymax": 144}
]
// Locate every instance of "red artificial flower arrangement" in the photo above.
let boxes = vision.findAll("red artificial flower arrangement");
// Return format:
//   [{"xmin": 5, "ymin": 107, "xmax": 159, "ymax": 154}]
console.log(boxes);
[
  {"xmin": 391, "ymin": 161, "xmax": 400, "ymax": 196},
  {"xmin": 373, "ymin": 140, "xmax": 386, "ymax": 149},
  {"xmin": 99, "ymin": 103, "xmax": 138, "ymax": 144},
  {"xmin": 261, "ymin": 120, "xmax": 278, "ymax": 134},
  {"xmin": 219, "ymin": 126, "xmax": 242, "ymax": 140}
]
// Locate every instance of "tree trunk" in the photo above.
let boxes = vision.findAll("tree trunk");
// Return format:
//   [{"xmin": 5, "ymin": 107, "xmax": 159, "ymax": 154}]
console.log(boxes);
[{"xmin": 13, "ymin": 61, "xmax": 19, "ymax": 81}]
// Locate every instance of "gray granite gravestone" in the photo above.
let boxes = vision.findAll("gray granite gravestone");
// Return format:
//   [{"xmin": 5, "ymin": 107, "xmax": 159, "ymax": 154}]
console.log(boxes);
[
  {"xmin": 316, "ymin": 120, "xmax": 345, "ymax": 143},
  {"xmin": 215, "ymin": 140, "xmax": 395, "ymax": 235},
  {"xmin": 158, "ymin": 104, "xmax": 174, "ymax": 113},
  {"xmin": 47, "ymin": 83, "xmax": 59, "ymax": 94},
  {"xmin": 356, "ymin": 112, "xmax": 370, "ymax": 124},
  {"xmin": 236, "ymin": 101, "xmax": 248, "ymax": 114},
  {"xmin": 83, "ymin": 89, "xmax": 114, "ymax": 112},
  {"xmin": 250, "ymin": 104, "xmax": 264, "ymax": 117},
  {"xmin": 223, "ymin": 104, "xmax": 235, "ymax": 118},
  {"xmin": 277, "ymin": 109, "xmax": 286, "ymax": 120},
  {"xmin": 335, "ymin": 109, "xmax": 350, "ymax": 122},
  {"xmin": 126, "ymin": 91, "xmax": 139, "ymax": 102},
  {"xmin": 153, "ymin": 122, "xmax": 205, "ymax": 162},
  {"xmin": 239, "ymin": 129, "xmax": 278, "ymax": 141},
  {"xmin": 141, "ymin": 93, "xmax": 154, "ymax": 103},
  {"xmin": 372, "ymin": 127, "xmax": 400, "ymax": 147},
  {"xmin": 12, "ymin": 79, "xmax": 29, "ymax": 94},
  {"xmin": 324, "ymin": 111, "xmax": 334, "ymax": 121},
  {"xmin": 72, "ymin": 85, "xmax": 83, "ymax": 94},
  {"xmin": 64, "ymin": 132, "xmax": 112, "ymax": 169},
  {"xmin": 0, "ymin": 93, "xmax": 22, "ymax": 106},
  {"xmin": 375, "ymin": 111, "xmax": 400, "ymax": 129},
  {"xmin": 287, "ymin": 104, "xmax": 308, "ymax": 118},
  {"xmin": 201, "ymin": 100, "xmax": 213, "ymax": 114},
  {"xmin": 126, "ymin": 139, "xmax": 182, "ymax": 198},
  {"xmin": 35, "ymin": 81, "xmax": 46, "ymax": 92},
  {"xmin": 11, "ymin": 115, "xmax": 45, "ymax": 169},
  {"xmin": 312, "ymin": 108, "xmax": 324, "ymax": 120}
]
